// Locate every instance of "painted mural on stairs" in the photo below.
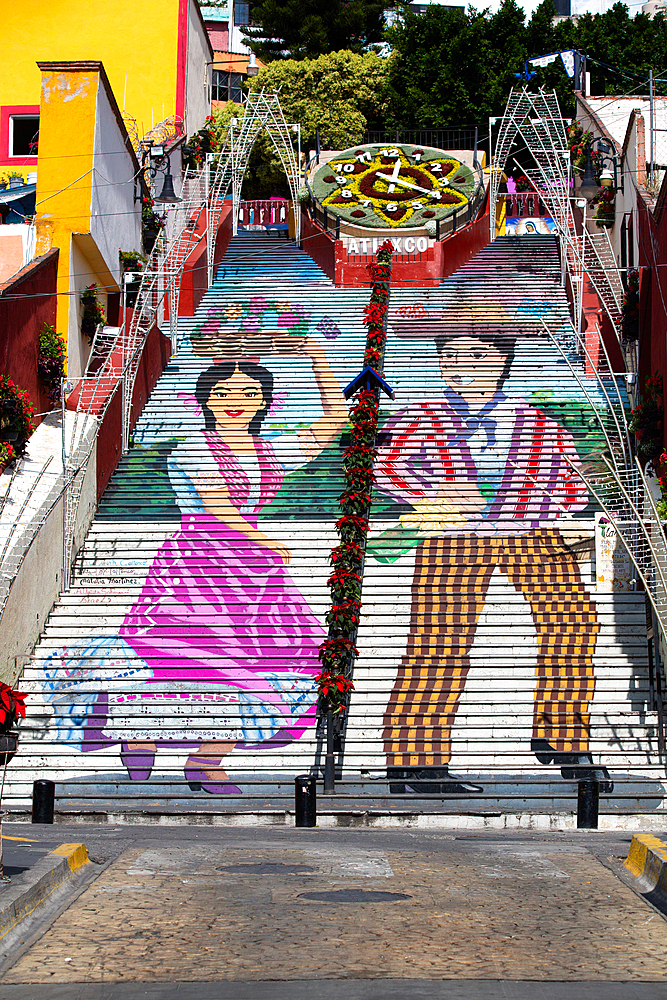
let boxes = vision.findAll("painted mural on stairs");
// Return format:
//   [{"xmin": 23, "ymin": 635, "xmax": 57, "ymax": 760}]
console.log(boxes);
[
  {"xmin": 26, "ymin": 237, "xmax": 652, "ymax": 807},
  {"xmin": 370, "ymin": 310, "xmax": 611, "ymax": 795},
  {"xmin": 42, "ymin": 299, "xmax": 349, "ymax": 793}
]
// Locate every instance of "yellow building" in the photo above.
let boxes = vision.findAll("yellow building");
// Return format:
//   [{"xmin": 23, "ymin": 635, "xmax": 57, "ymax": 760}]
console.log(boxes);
[
  {"xmin": 34, "ymin": 62, "xmax": 145, "ymax": 377},
  {"xmin": 0, "ymin": 0, "xmax": 213, "ymax": 170}
]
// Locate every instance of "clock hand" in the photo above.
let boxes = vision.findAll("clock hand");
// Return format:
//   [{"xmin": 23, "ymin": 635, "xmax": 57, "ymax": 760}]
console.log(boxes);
[
  {"xmin": 376, "ymin": 172, "xmax": 449, "ymax": 197},
  {"xmin": 387, "ymin": 158, "xmax": 402, "ymax": 194}
]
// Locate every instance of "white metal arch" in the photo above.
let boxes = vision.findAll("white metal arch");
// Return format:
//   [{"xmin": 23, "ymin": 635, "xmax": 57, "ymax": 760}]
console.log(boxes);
[
  {"xmin": 228, "ymin": 90, "xmax": 302, "ymax": 244},
  {"xmin": 491, "ymin": 87, "xmax": 624, "ymax": 347}
]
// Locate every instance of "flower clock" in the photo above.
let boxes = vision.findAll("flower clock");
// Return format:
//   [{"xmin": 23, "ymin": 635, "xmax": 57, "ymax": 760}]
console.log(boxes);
[{"xmin": 311, "ymin": 144, "xmax": 475, "ymax": 229}]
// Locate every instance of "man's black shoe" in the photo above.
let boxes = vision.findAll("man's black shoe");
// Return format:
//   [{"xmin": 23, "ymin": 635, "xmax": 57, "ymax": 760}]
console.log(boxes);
[{"xmin": 531, "ymin": 739, "xmax": 613, "ymax": 793}]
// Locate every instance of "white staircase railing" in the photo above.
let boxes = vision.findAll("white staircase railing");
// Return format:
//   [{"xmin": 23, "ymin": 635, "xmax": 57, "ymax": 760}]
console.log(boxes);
[{"xmin": 493, "ymin": 88, "xmax": 626, "ymax": 349}]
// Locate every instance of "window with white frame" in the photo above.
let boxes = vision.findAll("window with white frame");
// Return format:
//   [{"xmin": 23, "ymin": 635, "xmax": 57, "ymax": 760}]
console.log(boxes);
[{"xmin": 10, "ymin": 116, "xmax": 39, "ymax": 157}]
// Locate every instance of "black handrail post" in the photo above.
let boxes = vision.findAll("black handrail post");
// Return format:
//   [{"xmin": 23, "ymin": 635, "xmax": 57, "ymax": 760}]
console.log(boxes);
[
  {"xmin": 323, "ymin": 709, "xmax": 335, "ymax": 794},
  {"xmin": 315, "ymin": 128, "xmax": 320, "ymax": 163},
  {"xmin": 336, "ymin": 216, "xmax": 340, "ymax": 239},
  {"xmin": 435, "ymin": 218, "xmax": 440, "ymax": 241}
]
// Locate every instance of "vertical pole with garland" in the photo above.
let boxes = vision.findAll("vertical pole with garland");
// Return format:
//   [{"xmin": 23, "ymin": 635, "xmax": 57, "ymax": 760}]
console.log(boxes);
[{"xmin": 317, "ymin": 240, "xmax": 395, "ymax": 794}]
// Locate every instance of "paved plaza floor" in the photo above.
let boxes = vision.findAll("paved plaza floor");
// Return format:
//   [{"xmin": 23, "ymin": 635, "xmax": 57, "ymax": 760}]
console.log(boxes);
[{"xmin": 0, "ymin": 824, "xmax": 666, "ymax": 998}]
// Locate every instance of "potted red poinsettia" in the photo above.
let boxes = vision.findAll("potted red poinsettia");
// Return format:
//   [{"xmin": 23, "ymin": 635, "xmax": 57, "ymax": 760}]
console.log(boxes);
[{"xmin": 0, "ymin": 682, "xmax": 27, "ymax": 766}]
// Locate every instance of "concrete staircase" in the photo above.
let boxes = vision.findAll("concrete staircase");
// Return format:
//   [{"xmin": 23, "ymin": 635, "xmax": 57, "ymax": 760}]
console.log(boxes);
[{"xmin": 8, "ymin": 231, "xmax": 664, "ymax": 824}]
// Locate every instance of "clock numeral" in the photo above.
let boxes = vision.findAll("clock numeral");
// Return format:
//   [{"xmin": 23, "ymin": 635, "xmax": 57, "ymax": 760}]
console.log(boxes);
[
  {"xmin": 411, "ymin": 200, "xmax": 424, "ymax": 209},
  {"xmin": 385, "ymin": 202, "xmax": 398, "ymax": 212},
  {"xmin": 361, "ymin": 200, "xmax": 372, "ymax": 208},
  {"xmin": 356, "ymin": 151, "xmax": 372, "ymax": 163},
  {"xmin": 379, "ymin": 147, "xmax": 401, "ymax": 158},
  {"xmin": 429, "ymin": 191, "xmax": 442, "ymax": 201},
  {"xmin": 431, "ymin": 162, "xmax": 443, "ymax": 174},
  {"xmin": 335, "ymin": 176, "xmax": 347, "ymax": 186},
  {"xmin": 341, "ymin": 190, "xmax": 353, "ymax": 199},
  {"xmin": 343, "ymin": 163, "xmax": 355, "ymax": 173}
]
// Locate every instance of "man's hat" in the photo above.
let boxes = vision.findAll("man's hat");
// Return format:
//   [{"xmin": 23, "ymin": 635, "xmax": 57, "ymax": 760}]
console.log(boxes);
[{"xmin": 390, "ymin": 296, "xmax": 545, "ymax": 339}]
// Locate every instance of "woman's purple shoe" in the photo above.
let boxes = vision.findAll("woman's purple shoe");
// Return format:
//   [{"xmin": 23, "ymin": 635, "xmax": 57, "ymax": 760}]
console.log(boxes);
[
  {"xmin": 120, "ymin": 744, "xmax": 155, "ymax": 781},
  {"xmin": 184, "ymin": 757, "xmax": 242, "ymax": 795}
]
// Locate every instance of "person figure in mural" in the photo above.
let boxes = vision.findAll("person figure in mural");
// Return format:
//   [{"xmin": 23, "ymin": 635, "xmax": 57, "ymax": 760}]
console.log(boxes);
[
  {"xmin": 72, "ymin": 341, "xmax": 347, "ymax": 793},
  {"xmin": 375, "ymin": 311, "xmax": 612, "ymax": 795}
]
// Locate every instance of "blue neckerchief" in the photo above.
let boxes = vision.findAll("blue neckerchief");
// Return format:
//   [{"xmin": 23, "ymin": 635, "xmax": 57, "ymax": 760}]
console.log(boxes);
[{"xmin": 443, "ymin": 387, "xmax": 506, "ymax": 451}]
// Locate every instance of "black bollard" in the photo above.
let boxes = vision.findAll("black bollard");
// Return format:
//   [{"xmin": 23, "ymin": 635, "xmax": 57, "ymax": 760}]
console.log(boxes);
[
  {"xmin": 295, "ymin": 774, "xmax": 316, "ymax": 827},
  {"xmin": 577, "ymin": 779, "xmax": 599, "ymax": 829},
  {"xmin": 32, "ymin": 780, "xmax": 55, "ymax": 824}
]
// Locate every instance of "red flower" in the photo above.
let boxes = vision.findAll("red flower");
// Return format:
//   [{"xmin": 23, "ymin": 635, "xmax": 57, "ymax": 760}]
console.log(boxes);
[{"xmin": 0, "ymin": 682, "xmax": 27, "ymax": 727}]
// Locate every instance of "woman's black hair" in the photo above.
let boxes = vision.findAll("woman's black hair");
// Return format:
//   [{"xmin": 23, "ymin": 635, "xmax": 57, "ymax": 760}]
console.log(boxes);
[
  {"xmin": 435, "ymin": 331, "xmax": 516, "ymax": 381},
  {"xmin": 195, "ymin": 361, "xmax": 274, "ymax": 436}
]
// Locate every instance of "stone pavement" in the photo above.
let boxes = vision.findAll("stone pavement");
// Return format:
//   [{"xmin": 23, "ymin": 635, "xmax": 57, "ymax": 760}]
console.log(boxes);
[{"xmin": 0, "ymin": 824, "xmax": 666, "ymax": 996}]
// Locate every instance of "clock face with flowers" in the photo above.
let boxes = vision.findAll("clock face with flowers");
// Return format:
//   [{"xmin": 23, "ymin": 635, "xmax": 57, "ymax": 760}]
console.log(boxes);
[{"xmin": 310, "ymin": 144, "xmax": 476, "ymax": 229}]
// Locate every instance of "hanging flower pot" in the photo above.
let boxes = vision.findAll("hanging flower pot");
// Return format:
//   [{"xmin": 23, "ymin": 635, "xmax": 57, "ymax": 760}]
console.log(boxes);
[
  {"xmin": 37, "ymin": 323, "xmax": 66, "ymax": 404},
  {"xmin": 80, "ymin": 285, "xmax": 106, "ymax": 344},
  {"xmin": 0, "ymin": 376, "xmax": 34, "ymax": 467},
  {"xmin": 0, "ymin": 682, "xmax": 27, "ymax": 765}
]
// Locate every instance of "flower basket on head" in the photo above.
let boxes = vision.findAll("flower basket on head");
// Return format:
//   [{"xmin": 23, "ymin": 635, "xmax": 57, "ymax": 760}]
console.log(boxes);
[{"xmin": 190, "ymin": 299, "xmax": 310, "ymax": 358}]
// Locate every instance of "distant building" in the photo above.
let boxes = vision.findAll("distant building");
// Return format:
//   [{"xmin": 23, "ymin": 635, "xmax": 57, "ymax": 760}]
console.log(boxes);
[
  {"xmin": 0, "ymin": 0, "xmax": 212, "ymax": 166},
  {"xmin": 642, "ymin": 0, "xmax": 667, "ymax": 15},
  {"xmin": 552, "ymin": 0, "xmax": 571, "ymax": 15},
  {"xmin": 200, "ymin": 2, "xmax": 261, "ymax": 107}
]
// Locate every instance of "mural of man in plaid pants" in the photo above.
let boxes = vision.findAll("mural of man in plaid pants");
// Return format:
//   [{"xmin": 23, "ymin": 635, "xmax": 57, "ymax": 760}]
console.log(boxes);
[{"xmin": 375, "ymin": 314, "xmax": 612, "ymax": 795}]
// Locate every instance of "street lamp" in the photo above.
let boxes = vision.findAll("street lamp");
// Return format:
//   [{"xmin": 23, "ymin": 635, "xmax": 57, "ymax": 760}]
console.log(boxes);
[{"xmin": 578, "ymin": 153, "xmax": 598, "ymax": 201}]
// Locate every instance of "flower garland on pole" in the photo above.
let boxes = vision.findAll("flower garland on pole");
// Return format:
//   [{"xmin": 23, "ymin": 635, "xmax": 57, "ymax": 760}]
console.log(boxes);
[{"xmin": 316, "ymin": 239, "xmax": 394, "ymax": 732}]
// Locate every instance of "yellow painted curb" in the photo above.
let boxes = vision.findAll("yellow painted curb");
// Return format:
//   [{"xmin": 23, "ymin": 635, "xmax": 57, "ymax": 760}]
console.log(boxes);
[
  {"xmin": 49, "ymin": 843, "xmax": 89, "ymax": 873},
  {"xmin": 624, "ymin": 834, "xmax": 667, "ymax": 894},
  {"xmin": 0, "ymin": 841, "xmax": 90, "ymax": 942}
]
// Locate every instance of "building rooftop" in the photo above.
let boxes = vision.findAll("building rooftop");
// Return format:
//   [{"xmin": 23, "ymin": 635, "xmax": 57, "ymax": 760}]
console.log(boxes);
[{"xmin": 583, "ymin": 95, "xmax": 667, "ymax": 172}]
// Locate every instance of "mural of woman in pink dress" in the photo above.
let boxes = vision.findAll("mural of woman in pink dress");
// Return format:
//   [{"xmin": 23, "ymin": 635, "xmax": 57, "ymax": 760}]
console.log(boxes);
[{"xmin": 45, "ymin": 340, "xmax": 347, "ymax": 794}]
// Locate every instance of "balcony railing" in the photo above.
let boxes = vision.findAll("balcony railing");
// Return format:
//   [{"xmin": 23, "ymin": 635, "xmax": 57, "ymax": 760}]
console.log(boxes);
[
  {"xmin": 238, "ymin": 199, "xmax": 289, "ymax": 231},
  {"xmin": 502, "ymin": 191, "xmax": 550, "ymax": 218}
]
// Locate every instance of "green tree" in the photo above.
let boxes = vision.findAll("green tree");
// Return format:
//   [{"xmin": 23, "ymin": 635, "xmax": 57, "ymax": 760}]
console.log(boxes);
[
  {"xmin": 383, "ymin": 0, "xmax": 528, "ymax": 127},
  {"xmin": 211, "ymin": 51, "xmax": 390, "ymax": 197},
  {"xmin": 384, "ymin": 0, "xmax": 667, "ymax": 127},
  {"xmin": 243, "ymin": 0, "xmax": 390, "ymax": 61},
  {"xmin": 248, "ymin": 50, "xmax": 390, "ymax": 145}
]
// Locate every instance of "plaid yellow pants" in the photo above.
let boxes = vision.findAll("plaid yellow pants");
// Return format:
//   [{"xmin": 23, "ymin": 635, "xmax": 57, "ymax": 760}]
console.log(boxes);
[{"xmin": 383, "ymin": 529, "xmax": 599, "ymax": 767}]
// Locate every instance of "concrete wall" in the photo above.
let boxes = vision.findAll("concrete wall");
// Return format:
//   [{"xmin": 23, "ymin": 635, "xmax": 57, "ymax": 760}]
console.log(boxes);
[
  {"xmin": 0, "ymin": 411, "xmax": 98, "ymax": 685},
  {"xmin": 35, "ymin": 63, "xmax": 143, "ymax": 378},
  {"xmin": 91, "ymin": 75, "xmax": 142, "ymax": 281}
]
